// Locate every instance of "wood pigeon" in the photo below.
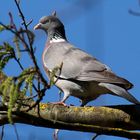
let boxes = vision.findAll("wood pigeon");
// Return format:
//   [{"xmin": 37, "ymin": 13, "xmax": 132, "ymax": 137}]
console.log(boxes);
[{"xmin": 34, "ymin": 11, "xmax": 139, "ymax": 106}]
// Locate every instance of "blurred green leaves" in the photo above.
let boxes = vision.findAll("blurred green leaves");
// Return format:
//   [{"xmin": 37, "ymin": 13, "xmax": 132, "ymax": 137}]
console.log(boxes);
[
  {"xmin": 0, "ymin": 43, "xmax": 14, "ymax": 70},
  {"xmin": 0, "ymin": 67, "xmax": 36, "ymax": 123},
  {"xmin": 49, "ymin": 62, "xmax": 63, "ymax": 87}
]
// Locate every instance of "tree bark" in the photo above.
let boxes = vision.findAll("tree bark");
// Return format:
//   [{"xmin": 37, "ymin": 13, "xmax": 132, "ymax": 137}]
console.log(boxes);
[{"xmin": 0, "ymin": 103, "xmax": 140, "ymax": 139}]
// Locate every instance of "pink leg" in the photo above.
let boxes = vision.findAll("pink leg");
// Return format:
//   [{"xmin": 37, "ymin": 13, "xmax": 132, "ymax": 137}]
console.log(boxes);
[
  {"xmin": 52, "ymin": 91, "xmax": 70, "ymax": 106},
  {"xmin": 51, "ymin": 101, "xmax": 67, "ymax": 106}
]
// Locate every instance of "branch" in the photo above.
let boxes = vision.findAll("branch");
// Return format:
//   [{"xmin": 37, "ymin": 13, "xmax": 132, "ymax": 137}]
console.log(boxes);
[
  {"xmin": 0, "ymin": 1, "xmax": 49, "ymax": 111},
  {"xmin": 0, "ymin": 71, "xmax": 140, "ymax": 139},
  {"xmin": 0, "ymin": 103, "xmax": 140, "ymax": 139},
  {"xmin": 14, "ymin": 0, "xmax": 48, "ymax": 88}
]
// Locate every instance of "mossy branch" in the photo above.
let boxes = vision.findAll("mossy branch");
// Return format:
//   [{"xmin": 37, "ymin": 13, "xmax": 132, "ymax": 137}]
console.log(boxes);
[
  {"xmin": 0, "ymin": 103, "xmax": 140, "ymax": 139},
  {"xmin": 0, "ymin": 71, "xmax": 140, "ymax": 139}
]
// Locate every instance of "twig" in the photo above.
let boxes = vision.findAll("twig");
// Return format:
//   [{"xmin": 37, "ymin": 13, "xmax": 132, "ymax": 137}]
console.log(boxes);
[
  {"xmin": 0, "ymin": 125, "xmax": 4, "ymax": 140},
  {"xmin": 14, "ymin": 0, "xmax": 48, "ymax": 88},
  {"xmin": 22, "ymin": 19, "xmax": 33, "ymax": 27},
  {"xmin": 13, "ymin": 124, "xmax": 20, "ymax": 140},
  {"xmin": 12, "ymin": 53, "xmax": 39, "ymax": 93},
  {"xmin": 92, "ymin": 134, "xmax": 99, "ymax": 140},
  {"xmin": 25, "ymin": 88, "xmax": 46, "ymax": 112},
  {"xmin": 0, "ymin": 22, "xmax": 29, "ymax": 48},
  {"xmin": 13, "ymin": 55, "xmax": 24, "ymax": 70},
  {"xmin": 9, "ymin": 12, "xmax": 17, "ymax": 31},
  {"xmin": 22, "ymin": 94, "xmax": 38, "ymax": 100},
  {"xmin": 129, "ymin": 9, "xmax": 140, "ymax": 16}
]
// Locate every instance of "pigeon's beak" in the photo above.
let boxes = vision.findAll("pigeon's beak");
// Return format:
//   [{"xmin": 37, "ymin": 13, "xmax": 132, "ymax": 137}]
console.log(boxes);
[{"xmin": 34, "ymin": 23, "xmax": 42, "ymax": 30}]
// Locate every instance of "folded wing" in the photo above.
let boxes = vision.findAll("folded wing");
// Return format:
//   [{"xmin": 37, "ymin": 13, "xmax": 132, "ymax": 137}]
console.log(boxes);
[{"xmin": 43, "ymin": 42, "xmax": 133, "ymax": 90}]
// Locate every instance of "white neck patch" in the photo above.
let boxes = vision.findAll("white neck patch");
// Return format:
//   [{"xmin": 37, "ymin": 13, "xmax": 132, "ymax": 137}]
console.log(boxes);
[{"xmin": 50, "ymin": 38, "xmax": 66, "ymax": 43}]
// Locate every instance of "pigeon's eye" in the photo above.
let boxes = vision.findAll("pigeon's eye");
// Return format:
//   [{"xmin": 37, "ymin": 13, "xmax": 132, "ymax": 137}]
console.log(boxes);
[{"xmin": 41, "ymin": 19, "xmax": 49, "ymax": 24}]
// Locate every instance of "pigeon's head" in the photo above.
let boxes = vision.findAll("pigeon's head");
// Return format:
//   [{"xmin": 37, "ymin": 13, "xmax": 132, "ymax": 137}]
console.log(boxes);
[{"xmin": 34, "ymin": 11, "xmax": 64, "ymax": 33}]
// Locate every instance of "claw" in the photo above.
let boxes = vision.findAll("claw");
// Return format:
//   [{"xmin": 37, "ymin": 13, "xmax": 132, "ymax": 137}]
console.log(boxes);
[{"xmin": 52, "ymin": 101, "xmax": 67, "ymax": 106}]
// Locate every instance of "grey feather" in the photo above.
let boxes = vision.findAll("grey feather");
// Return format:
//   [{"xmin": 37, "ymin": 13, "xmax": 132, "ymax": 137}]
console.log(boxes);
[
  {"xmin": 99, "ymin": 83, "xmax": 139, "ymax": 104},
  {"xmin": 43, "ymin": 42, "xmax": 132, "ymax": 89}
]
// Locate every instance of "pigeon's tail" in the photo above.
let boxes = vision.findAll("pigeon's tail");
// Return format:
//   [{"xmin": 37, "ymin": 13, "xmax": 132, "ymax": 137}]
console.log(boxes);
[{"xmin": 99, "ymin": 83, "xmax": 140, "ymax": 104}]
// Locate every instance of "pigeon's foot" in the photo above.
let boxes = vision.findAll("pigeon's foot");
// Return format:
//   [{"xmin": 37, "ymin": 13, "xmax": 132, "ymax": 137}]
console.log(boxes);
[{"xmin": 52, "ymin": 101, "xmax": 67, "ymax": 106}]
